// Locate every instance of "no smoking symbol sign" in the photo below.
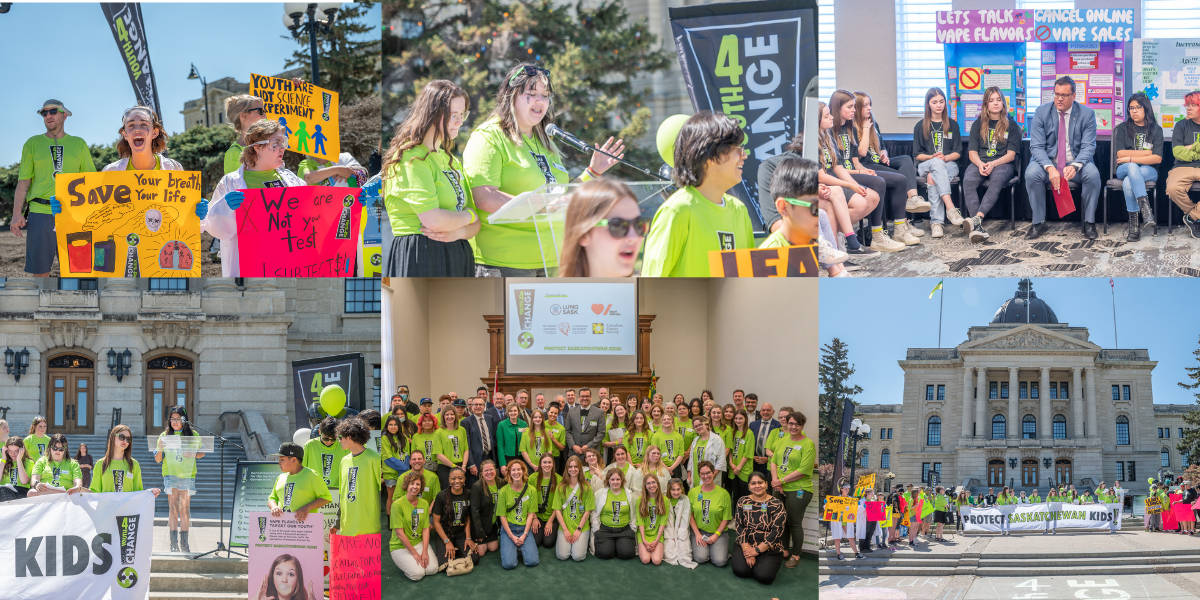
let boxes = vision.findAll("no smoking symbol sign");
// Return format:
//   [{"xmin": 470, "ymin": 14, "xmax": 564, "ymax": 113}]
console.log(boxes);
[
  {"xmin": 959, "ymin": 68, "xmax": 981, "ymax": 90},
  {"xmin": 1035, "ymin": 25, "xmax": 1051, "ymax": 41}
]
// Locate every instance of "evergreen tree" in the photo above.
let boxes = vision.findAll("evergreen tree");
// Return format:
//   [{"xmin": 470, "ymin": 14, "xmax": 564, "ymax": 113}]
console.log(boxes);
[
  {"xmin": 819, "ymin": 338, "xmax": 862, "ymax": 466},
  {"xmin": 1177, "ymin": 335, "xmax": 1200, "ymax": 467},
  {"xmin": 384, "ymin": 0, "xmax": 672, "ymax": 171},
  {"xmin": 286, "ymin": 1, "xmax": 382, "ymax": 104}
]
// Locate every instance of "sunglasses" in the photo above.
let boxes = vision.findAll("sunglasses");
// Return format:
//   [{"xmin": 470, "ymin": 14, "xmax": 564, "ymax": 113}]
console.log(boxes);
[
  {"xmin": 117, "ymin": 434, "xmax": 131, "ymax": 442},
  {"xmin": 51, "ymin": 446, "xmax": 66, "ymax": 452},
  {"xmin": 595, "ymin": 216, "xmax": 649, "ymax": 238},
  {"xmin": 40, "ymin": 108, "xmax": 61, "ymax": 116},
  {"xmin": 783, "ymin": 197, "xmax": 819, "ymax": 217},
  {"xmin": 510, "ymin": 65, "xmax": 551, "ymax": 85}
]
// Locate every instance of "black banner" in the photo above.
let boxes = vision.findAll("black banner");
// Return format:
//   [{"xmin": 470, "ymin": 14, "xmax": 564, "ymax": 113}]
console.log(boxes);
[
  {"xmin": 832, "ymin": 398, "xmax": 855, "ymax": 490},
  {"xmin": 669, "ymin": 0, "xmax": 818, "ymax": 232},
  {"xmin": 100, "ymin": 3, "xmax": 162, "ymax": 117},
  {"xmin": 291, "ymin": 353, "xmax": 366, "ymax": 430}
]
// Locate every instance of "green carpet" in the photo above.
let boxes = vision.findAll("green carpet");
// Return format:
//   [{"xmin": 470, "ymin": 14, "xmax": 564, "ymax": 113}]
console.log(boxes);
[{"xmin": 380, "ymin": 527, "xmax": 816, "ymax": 599}]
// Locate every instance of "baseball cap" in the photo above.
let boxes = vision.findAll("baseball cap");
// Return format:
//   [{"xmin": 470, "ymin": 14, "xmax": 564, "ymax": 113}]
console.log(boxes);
[
  {"xmin": 419, "ymin": 397, "xmax": 433, "ymax": 405},
  {"xmin": 452, "ymin": 399, "xmax": 467, "ymax": 407},
  {"xmin": 39, "ymin": 99, "xmax": 72, "ymax": 116},
  {"xmin": 271, "ymin": 442, "xmax": 304, "ymax": 460}
]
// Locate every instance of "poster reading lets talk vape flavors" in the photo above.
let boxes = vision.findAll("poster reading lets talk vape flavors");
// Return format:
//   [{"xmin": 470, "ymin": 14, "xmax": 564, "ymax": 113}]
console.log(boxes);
[
  {"xmin": 54, "ymin": 170, "xmax": 202, "ymax": 277},
  {"xmin": 250, "ymin": 73, "xmax": 340, "ymax": 161}
]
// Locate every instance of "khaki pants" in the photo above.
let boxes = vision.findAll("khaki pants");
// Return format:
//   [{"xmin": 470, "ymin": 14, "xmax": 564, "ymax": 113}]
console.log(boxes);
[{"xmin": 1166, "ymin": 166, "xmax": 1200, "ymax": 220}]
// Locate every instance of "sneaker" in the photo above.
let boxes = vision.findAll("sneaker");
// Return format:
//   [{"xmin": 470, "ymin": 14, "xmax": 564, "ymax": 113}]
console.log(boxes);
[
  {"xmin": 846, "ymin": 245, "xmax": 881, "ymax": 259},
  {"xmin": 832, "ymin": 269, "xmax": 851, "ymax": 277},
  {"xmin": 818, "ymin": 237, "xmax": 849, "ymax": 264},
  {"xmin": 969, "ymin": 216, "xmax": 990, "ymax": 243},
  {"xmin": 945, "ymin": 204, "xmax": 965, "ymax": 226},
  {"xmin": 1188, "ymin": 214, "xmax": 1200, "ymax": 239},
  {"xmin": 931, "ymin": 223, "xmax": 944, "ymax": 238},
  {"xmin": 893, "ymin": 222, "xmax": 921, "ymax": 246},
  {"xmin": 906, "ymin": 194, "xmax": 932, "ymax": 213},
  {"xmin": 842, "ymin": 260, "xmax": 864, "ymax": 272},
  {"xmin": 908, "ymin": 222, "xmax": 926, "ymax": 237},
  {"xmin": 869, "ymin": 229, "xmax": 907, "ymax": 252}
]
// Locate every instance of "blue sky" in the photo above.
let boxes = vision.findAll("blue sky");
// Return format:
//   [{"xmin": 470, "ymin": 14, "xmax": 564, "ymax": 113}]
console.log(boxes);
[
  {"xmin": 820, "ymin": 278, "xmax": 1200, "ymax": 406},
  {"xmin": 0, "ymin": 2, "xmax": 380, "ymax": 165}
]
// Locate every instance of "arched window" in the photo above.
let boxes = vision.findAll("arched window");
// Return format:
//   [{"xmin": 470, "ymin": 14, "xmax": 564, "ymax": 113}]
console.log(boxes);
[
  {"xmin": 927, "ymin": 415, "xmax": 942, "ymax": 446},
  {"xmin": 991, "ymin": 414, "xmax": 1006, "ymax": 439},
  {"xmin": 1053, "ymin": 414, "xmax": 1067, "ymax": 439},
  {"xmin": 1116, "ymin": 415, "xmax": 1130, "ymax": 445},
  {"xmin": 860, "ymin": 449, "xmax": 870, "ymax": 468},
  {"xmin": 1161, "ymin": 447, "xmax": 1171, "ymax": 468},
  {"xmin": 881, "ymin": 448, "xmax": 891, "ymax": 469},
  {"xmin": 1022, "ymin": 414, "xmax": 1037, "ymax": 439}
]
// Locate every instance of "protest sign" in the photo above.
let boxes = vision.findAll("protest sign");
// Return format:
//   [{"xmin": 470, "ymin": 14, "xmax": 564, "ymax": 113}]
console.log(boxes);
[
  {"xmin": 935, "ymin": 9, "xmax": 1133, "ymax": 44},
  {"xmin": 230, "ymin": 461, "xmax": 280, "ymax": 547},
  {"xmin": 822, "ymin": 495, "xmax": 858, "ymax": 523},
  {"xmin": 236, "ymin": 186, "xmax": 362, "ymax": 277},
  {"xmin": 959, "ymin": 505, "xmax": 1007, "ymax": 532},
  {"xmin": 55, "ymin": 170, "xmax": 201, "ymax": 277},
  {"xmin": 865, "ymin": 501, "xmax": 886, "ymax": 522},
  {"xmin": 330, "ymin": 533, "xmax": 382, "ymax": 600},
  {"xmin": 250, "ymin": 73, "xmax": 340, "ymax": 161},
  {"xmin": 359, "ymin": 206, "xmax": 382, "ymax": 277},
  {"xmin": 319, "ymin": 490, "xmax": 341, "ymax": 587},
  {"xmin": 854, "ymin": 473, "xmax": 876, "ymax": 498},
  {"xmin": 708, "ymin": 245, "xmax": 818, "ymax": 277},
  {"xmin": 248, "ymin": 512, "xmax": 324, "ymax": 600},
  {"xmin": 960, "ymin": 502, "xmax": 1117, "ymax": 533},
  {"xmin": 0, "ymin": 490, "xmax": 154, "ymax": 599},
  {"xmin": 1145, "ymin": 496, "xmax": 1163, "ymax": 514}
]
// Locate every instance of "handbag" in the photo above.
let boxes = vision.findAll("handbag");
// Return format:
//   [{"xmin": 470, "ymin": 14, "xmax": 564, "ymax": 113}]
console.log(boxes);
[{"xmin": 441, "ymin": 556, "xmax": 473, "ymax": 577}]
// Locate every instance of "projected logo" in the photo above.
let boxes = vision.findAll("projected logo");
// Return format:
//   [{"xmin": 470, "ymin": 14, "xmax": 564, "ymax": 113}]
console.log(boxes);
[
  {"xmin": 592, "ymin": 323, "xmax": 604, "ymax": 334},
  {"xmin": 558, "ymin": 322, "xmax": 571, "ymax": 336},
  {"xmin": 517, "ymin": 331, "xmax": 534, "ymax": 349},
  {"xmin": 514, "ymin": 289, "xmax": 535, "ymax": 330}
]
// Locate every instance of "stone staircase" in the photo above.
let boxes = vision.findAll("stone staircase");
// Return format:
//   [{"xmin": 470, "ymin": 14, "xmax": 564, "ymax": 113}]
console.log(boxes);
[
  {"xmin": 147, "ymin": 557, "xmax": 246, "ymax": 600},
  {"xmin": 820, "ymin": 547, "xmax": 1200, "ymax": 577}
]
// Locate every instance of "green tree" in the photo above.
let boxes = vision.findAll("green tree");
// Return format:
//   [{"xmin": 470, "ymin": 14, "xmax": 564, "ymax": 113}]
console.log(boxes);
[
  {"xmin": 89, "ymin": 143, "xmax": 120, "ymax": 171},
  {"xmin": 1177, "ymin": 335, "xmax": 1200, "ymax": 467},
  {"xmin": 164, "ymin": 125, "xmax": 237, "ymax": 197},
  {"xmin": 285, "ymin": 1, "xmax": 382, "ymax": 104},
  {"xmin": 819, "ymin": 338, "xmax": 862, "ymax": 467},
  {"xmin": 384, "ymin": 0, "xmax": 672, "ymax": 171}
]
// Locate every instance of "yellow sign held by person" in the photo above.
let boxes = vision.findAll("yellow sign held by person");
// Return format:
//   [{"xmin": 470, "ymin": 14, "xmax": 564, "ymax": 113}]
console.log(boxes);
[
  {"xmin": 854, "ymin": 473, "xmax": 876, "ymax": 498},
  {"xmin": 250, "ymin": 73, "xmax": 340, "ymax": 161},
  {"xmin": 708, "ymin": 245, "xmax": 818, "ymax": 277},
  {"xmin": 54, "ymin": 170, "xmax": 202, "ymax": 277},
  {"xmin": 1145, "ymin": 496, "xmax": 1163, "ymax": 514},
  {"xmin": 822, "ymin": 495, "xmax": 858, "ymax": 523}
]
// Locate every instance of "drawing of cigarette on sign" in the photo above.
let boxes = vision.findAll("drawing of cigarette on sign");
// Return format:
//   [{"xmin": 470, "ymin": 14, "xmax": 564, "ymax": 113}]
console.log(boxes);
[{"xmin": 250, "ymin": 73, "xmax": 340, "ymax": 160}]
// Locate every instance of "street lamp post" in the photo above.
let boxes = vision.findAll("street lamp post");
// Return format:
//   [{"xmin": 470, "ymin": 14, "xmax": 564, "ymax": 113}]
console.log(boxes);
[
  {"xmin": 846, "ymin": 417, "xmax": 871, "ymax": 491},
  {"xmin": 284, "ymin": 3, "xmax": 342, "ymax": 87},
  {"xmin": 187, "ymin": 63, "xmax": 209, "ymax": 127}
]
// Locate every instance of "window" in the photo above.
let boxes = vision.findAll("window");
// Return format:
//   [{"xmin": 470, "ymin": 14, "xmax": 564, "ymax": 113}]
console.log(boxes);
[
  {"xmin": 1022, "ymin": 414, "xmax": 1037, "ymax": 439},
  {"xmin": 1019, "ymin": 382, "xmax": 1028, "ymax": 399},
  {"xmin": 59, "ymin": 278, "xmax": 98, "ymax": 291},
  {"xmin": 992, "ymin": 414, "xmax": 1006, "ymax": 439},
  {"xmin": 1060, "ymin": 382, "xmax": 1069, "ymax": 399},
  {"xmin": 1053, "ymin": 414, "xmax": 1067, "ymax": 439},
  {"xmin": 881, "ymin": 448, "xmax": 891, "ymax": 469},
  {"xmin": 937, "ymin": 384, "xmax": 945, "ymax": 401},
  {"xmin": 1181, "ymin": 428, "xmax": 1186, "ymax": 439},
  {"xmin": 922, "ymin": 462, "xmax": 932, "ymax": 483},
  {"xmin": 372, "ymin": 364, "xmax": 381, "ymax": 407},
  {"xmin": 817, "ymin": 0, "xmax": 836, "ymax": 100},
  {"xmin": 1049, "ymin": 383, "xmax": 1057, "ymax": 399},
  {"xmin": 1123, "ymin": 385, "xmax": 1131, "ymax": 401},
  {"xmin": 1000, "ymin": 382, "xmax": 1009, "ymax": 399},
  {"xmin": 344, "ymin": 278, "xmax": 381, "ymax": 313},
  {"xmin": 1116, "ymin": 461, "xmax": 1125, "ymax": 482},
  {"xmin": 1031, "ymin": 382, "xmax": 1039, "ymax": 399},
  {"xmin": 926, "ymin": 384, "xmax": 935, "ymax": 402},
  {"xmin": 860, "ymin": 449, "xmax": 870, "ymax": 468},
  {"xmin": 1128, "ymin": 461, "xmax": 1136, "ymax": 481},
  {"xmin": 927, "ymin": 415, "xmax": 942, "ymax": 446},
  {"xmin": 1017, "ymin": 0, "xmax": 1075, "ymax": 117},
  {"xmin": 863, "ymin": 429, "xmax": 870, "ymax": 439},
  {"xmin": 1112, "ymin": 385, "xmax": 1120, "ymax": 401},
  {"xmin": 148, "ymin": 278, "xmax": 188, "ymax": 291},
  {"xmin": 990, "ymin": 381, "xmax": 998, "ymax": 399},
  {"xmin": 932, "ymin": 462, "xmax": 941, "ymax": 481},
  {"xmin": 1143, "ymin": 1, "xmax": 1200, "ymax": 38},
  {"xmin": 1115, "ymin": 415, "xmax": 1130, "ymax": 445},
  {"xmin": 895, "ymin": 0, "xmax": 952, "ymax": 116},
  {"xmin": 1162, "ymin": 447, "xmax": 1171, "ymax": 468}
]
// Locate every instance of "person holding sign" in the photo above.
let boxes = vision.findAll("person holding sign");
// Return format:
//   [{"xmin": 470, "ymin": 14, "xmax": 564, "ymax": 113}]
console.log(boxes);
[
  {"xmin": 1166, "ymin": 91, "xmax": 1200, "ymax": 240},
  {"xmin": 223, "ymin": 94, "xmax": 266, "ymax": 174},
  {"xmin": 1025, "ymin": 76, "xmax": 1102, "ymax": 241},
  {"xmin": 464, "ymin": 63, "xmax": 626, "ymax": 277},
  {"xmin": 101, "ymin": 106, "xmax": 184, "ymax": 172},
  {"xmin": 266, "ymin": 442, "xmax": 332, "ymax": 522},
  {"xmin": 497, "ymin": 460, "xmax": 540, "ymax": 569},
  {"xmin": 962, "ymin": 88, "xmax": 1022, "ymax": 243},
  {"xmin": 202, "ymin": 119, "xmax": 306, "ymax": 277},
  {"xmin": 382, "ymin": 80, "xmax": 479, "ymax": 277},
  {"xmin": 0, "ymin": 436, "xmax": 32, "ymax": 501},
  {"xmin": 155, "ymin": 407, "xmax": 204, "ymax": 553},
  {"xmin": 89, "ymin": 424, "xmax": 159, "ymax": 497},
  {"xmin": 1112, "ymin": 93, "xmax": 1162, "ymax": 241},
  {"xmin": 557, "ymin": 178, "xmax": 648, "ymax": 277},
  {"xmin": 912, "ymin": 88, "xmax": 965, "ymax": 238},
  {"xmin": 391, "ymin": 470, "xmax": 439, "ymax": 580},
  {"xmin": 641, "ymin": 111, "xmax": 755, "ymax": 277},
  {"xmin": 27, "ymin": 433, "xmax": 84, "ymax": 496},
  {"xmin": 12, "ymin": 99, "xmax": 96, "ymax": 276},
  {"xmin": 332, "ymin": 417, "xmax": 380, "ymax": 536}
]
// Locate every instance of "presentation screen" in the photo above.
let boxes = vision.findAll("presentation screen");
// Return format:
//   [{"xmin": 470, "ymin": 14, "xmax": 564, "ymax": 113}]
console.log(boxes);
[{"xmin": 505, "ymin": 279, "xmax": 638, "ymax": 374}]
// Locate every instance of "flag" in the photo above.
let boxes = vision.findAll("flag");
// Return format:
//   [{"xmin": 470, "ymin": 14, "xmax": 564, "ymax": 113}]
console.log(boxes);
[
  {"xmin": 929, "ymin": 280, "xmax": 944, "ymax": 299},
  {"xmin": 1110, "ymin": 278, "xmax": 1114, "ymax": 288}
]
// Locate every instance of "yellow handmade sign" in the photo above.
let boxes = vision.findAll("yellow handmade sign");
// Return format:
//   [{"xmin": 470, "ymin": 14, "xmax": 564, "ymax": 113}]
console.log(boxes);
[
  {"xmin": 250, "ymin": 73, "xmax": 340, "ymax": 161},
  {"xmin": 55, "ymin": 170, "xmax": 202, "ymax": 277},
  {"xmin": 821, "ymin": 495, "xmax": 858, "ymax": 523},
  {"xmin": 1145, "ymin": 496, "xmax": 1163, "ymax": 514},
  {"xmin": 854, "ymin": 473, "xmax": 876, "ymax": 498},
  {"xmin": 708, "ymin": 244, "xmax": 818, "ymax": 277}
]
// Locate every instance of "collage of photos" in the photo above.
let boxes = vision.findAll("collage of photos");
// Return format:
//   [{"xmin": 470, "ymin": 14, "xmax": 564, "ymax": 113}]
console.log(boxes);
[{"xmin": 1, "ymin": 1, "xmax": 1199, "ymax": 600}]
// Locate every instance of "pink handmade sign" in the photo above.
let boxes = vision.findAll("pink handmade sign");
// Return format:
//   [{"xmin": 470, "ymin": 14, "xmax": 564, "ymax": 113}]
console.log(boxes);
[
  {"xmin": 236, "ymin": 186, "xmax": 362, "ymax": 277},
  {"xmin": 329, "ymin": 533, "xmax": 381, "ymax": 600},
  {"xmin": 865, "ymin": 501, "xmax": 886, "ymax": 522}
]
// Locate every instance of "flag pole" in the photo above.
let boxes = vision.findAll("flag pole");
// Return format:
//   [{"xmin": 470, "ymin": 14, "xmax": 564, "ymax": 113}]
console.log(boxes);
[
  {"xmin": 938, "ymin": 282, "xmax": 944, "ymax": 347},
  {"xmin": 1110, "ymin": 279, "xmax": 1118, "ymax": 347}
]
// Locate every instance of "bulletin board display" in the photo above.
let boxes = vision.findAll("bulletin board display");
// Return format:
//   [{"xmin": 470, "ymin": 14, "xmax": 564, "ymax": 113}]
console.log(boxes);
[
  {"xmin": 1040, "ymin": 42, "xmax": 1127, "ymax": 136},
  {"xmin": 943, "ymin": 43, "xmax": 1027, "ymax": 137},
  {"xmin": 1132, "ymin": 38, "xmax": 1200, "ymax": 130}
]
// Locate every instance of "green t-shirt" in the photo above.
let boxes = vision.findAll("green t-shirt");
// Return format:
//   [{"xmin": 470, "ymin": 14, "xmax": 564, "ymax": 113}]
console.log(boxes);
[
  {"xmin": 688, "ymin": 485, "xmax": 732, "ymax": 534},
  {"xmin": 0, "ymin": 456, "xmax": 33, "ymax": 488},
  {"xmin": 625, "ymin": 431, "xmax": 651, "ymax": 465},
  {"xmin": 389, "ymin": 495, "xmax": 430, "ymax": 550},
  {"xmin": 18, "ymin": 134, "xmax": 96, "ymax": 211},
  {"xmin": 124, "ymin": 155, "xmax": 163, "ymax": 170},
  {"xmin": 267, "ymin": 467, "xmax": 333, "ymax": 512},
  {"xmin": 90, "ymin": 457, "xmax": 143, "ymax": 493},
  {"xmin": 338, "ymin": 448, "xmax": 382, "ymax": 536},
  {"xmin": 1028, "ymin": 493, "xmax": 1041, "ymax": 503},
  {"xmin": 437, "ymin": 426, "xmax": 469, "ymax": 465},
  {"xmin": 758, "ymin": 229, "xmax": 795, "ymax": 249},
  {"xmin": 410, "ymin": 432, "xmax": 441, "ymax": 464},
  {"xmin": 381, "ymin": 435, "xmax": 407, "ymax": 481},
  {"xmin": 242, "ymin": 168, "xmax": 286, "ymax": 189},
  {"xmin": 766, "ymin": 428, "xmax": 790, "ymax": 455},
  {"xmin": 223, "ymin": 143, "xmax": 243, "ymax": 174},
  {"xmin": 598, "ymin": 488, "xmax": 634, "ymax": 528},
  {"xmin": 650, "ymin": 430, "xmax": 685, "ymax": 466},
  {"xmin": 461, "ymin": 118, "xmax": 568, "ymax": 269},
  {"xmin": 158, "ymin": 431, "xmax": 202, "ymax": 478},
  {"xmin": 303, "ymin": 438, "xmax": 349, "ymax": 489},
  {"xmin": 23, "ymin": 434, "xmax": 50, "ymax": 464},
  {"xmin": 518, "ymin": 428, "xmax": 553, "ymax": 466},
  {"xmin": 690, "ymin": 436, "xmax": 710, "ymax": 484},
  {"xmin": 532, "ymin": 472, "xmax": 560, "ymax": 520},
  {"xmin": 637, "ymin": 498, "xmax": 666, "ymax": 542},
  {"xmin": 934, "ymin": 494, "xmax": 949, "ymax": 511},
  {"xmin": 640, "ymin": 186, "xmax": 755, "ymax": 277},
  {"xmin": 297, "ymin": 157, "xmax": 359, "ymax": 187},
  {"xmin": 547, "ymin": 423, "xmax": 567, "ymax": 457},
  {"xmin": 413, "ymin": 468, "xmax": 441, "ymax": 505},
  {"xmin": 383, "ymin": 145, "xmax": 474, "ymax": 237},
  {"xmin": 32, "ymin": 456, "xmax": 82, "ymax": 489},
  {"xmin": 497, "ymin": 481, "xmax": 539, "ymax": 525},
  {"xmin": 728, "ymin": 429, "xmax": 755, "ymax": 482},
  {"xmin": 553, "ymin": 482, "xmax": 594, "ymax": 532},
  {"xmin": 772, "ymin": 434, "xmax": 815, "ymax": 493}
]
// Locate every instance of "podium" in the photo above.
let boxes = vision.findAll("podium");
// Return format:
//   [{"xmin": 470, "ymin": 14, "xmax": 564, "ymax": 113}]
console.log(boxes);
[
  {"xmin": 488, "ymin": 181, "xmax": 673, "ymax": 275},
  {"xmin": 147, "ymin": 434, "xmax": 215, "ymax": 454}
]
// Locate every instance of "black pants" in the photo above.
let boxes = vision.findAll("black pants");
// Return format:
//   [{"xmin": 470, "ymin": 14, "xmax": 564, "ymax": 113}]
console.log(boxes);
[
  {"xmin": 432, "ymin": 529, "xmax": 473, "ymax": 563},
  {"xmin": 963, "ymin": 162, "xmax": 1016, "ymax": 217},
  {"xmin": 731, "ymin": 546, "xmax": 783, "ymax": 585},
  {"xmin": 849, "ymin": 173, "xmax": 888, "ymax": 227},
  {"xmin": 866, "ymin": 165, "xmax": 912, "ymax": 223},
  {"xmin": 531, "ymin": 517, "xmax": 558, "ymax": 549},
  {"xmin": 784, "ymin": 490, "xmax": 813, "ymax": 556},
  {"xmin": 594, "ymin": 525, "xmax": 636, "ymax": 559},
  {"xmin": 728, "ymin": 475, "xmax": 748, "ymax": 505},
  {"xmin": 859, "ymin": 521, "xmax": 878, "ymax": 551}
]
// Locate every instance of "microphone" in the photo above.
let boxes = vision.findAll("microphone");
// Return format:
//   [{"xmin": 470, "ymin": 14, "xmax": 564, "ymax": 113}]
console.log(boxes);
[{"xmin": 546, "ymin": 123, "xmax": 591, "ymax": 153}]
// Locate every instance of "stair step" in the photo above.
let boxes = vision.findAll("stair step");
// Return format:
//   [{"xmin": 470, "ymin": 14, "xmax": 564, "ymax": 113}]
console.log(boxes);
[
  {"xmin": 151, "ymin": 557, "xmax": 246, "ymax": 574},
  {"xmin": 149, "ymin": 572, "xmax": 247, "ymax": 593},
  {"xmin": 149, "ymin": 593, "xmax": 246, "ymax": 599}
]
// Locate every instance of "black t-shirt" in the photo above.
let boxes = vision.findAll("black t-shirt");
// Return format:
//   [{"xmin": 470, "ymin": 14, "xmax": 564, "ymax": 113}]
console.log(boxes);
[
  {"xmin": 1171, "ymin": 118, "xmax": 1200, "ymax": 169},
  {"xmin": 1113, "ymin": 120, "xmax": 1163, "ymax": 159},
  {"xmin": 853, "ymin": 122, "xmax": 887, "ymax": 165},
  {"xmin": 434, "ymin": 489, "xmax": 471, "ymax": 536},
  {"xmin": 913, "ymin": 119, "xmax": 962, "ymax": 158},
  {"xmin": 835, "ymin": 126, "xmax": 859, "ymax": 170},
  {"xmin": 970, "ymin": 117, "xmax": 1022, "ymax": 160}
]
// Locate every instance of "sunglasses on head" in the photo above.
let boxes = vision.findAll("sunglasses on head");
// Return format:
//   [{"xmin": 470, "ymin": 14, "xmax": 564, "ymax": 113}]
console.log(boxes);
[
  {"xmin": 40, "ymin": 108, "xmax": 60, "ymax": 116},
  {"xmin": 594, "ymin": 216, "xmax": 649, "ymax": 238},
  {"xmin": 783, "ymin": 197, "xmax": 819, "ymax": 217},
  {"xmin": 510, "ymin": 65, "xmax": 551, "ymax": 86}
]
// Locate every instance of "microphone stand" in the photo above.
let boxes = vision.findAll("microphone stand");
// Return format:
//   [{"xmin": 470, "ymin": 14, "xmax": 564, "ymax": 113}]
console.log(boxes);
[
  {"xmin": 187, "ymin": 421, "xmax": 248, "ymax": 559},
  {"xmin": 555, "ymin": 133, "xmax": 669, "ymax": 182}
]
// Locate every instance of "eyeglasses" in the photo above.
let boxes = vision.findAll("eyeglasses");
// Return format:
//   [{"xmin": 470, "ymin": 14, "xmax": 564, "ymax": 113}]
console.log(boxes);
[
  {"xmin": 594, "ymin": 216, "xmax": 649, "ymax": 238},
  {"xmin": 783, "ymin": 197, "xmax": 820, "ymax": 217},
  {"xmin": 510, "ymin": 65, "xmax": 551, "ymax": 85},
  {"xmin": 117, "ymin": 434, "xmax": 131, "ymax": 442},
  {"xmin": 252, "ymin": 138, "xmax": 288, "ymax": 151}
]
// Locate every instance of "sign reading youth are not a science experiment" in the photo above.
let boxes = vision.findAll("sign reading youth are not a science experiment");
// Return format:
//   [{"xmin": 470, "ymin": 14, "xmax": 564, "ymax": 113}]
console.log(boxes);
[
  {"xmin": 250, "ymin": 73, "xmax": 340, "ymax": 161},
  {"xmin": 0, "ymin": 490, "xmax": 154, "ymax": 599},
  {"xmin": 55, "ymin": 170, "xmax": 202, "ymax": 277},
  {"xmin": 236, "ymin": 186, "xmax": 363, "ymax": 277},
  {"xmin": 248, "ymin": 512, "xmax": 324, "ymax": 600}
]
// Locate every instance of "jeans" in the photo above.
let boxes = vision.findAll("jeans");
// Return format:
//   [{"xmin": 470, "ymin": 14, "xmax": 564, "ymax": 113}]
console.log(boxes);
[
  {"xmin": 1024, "ymin": 161, "xmax": 1102, "ymax": 223},
  {"xmin": 555, "ymin": 527, "xmax": 590, "ymax": 561},
  {"xmin": 784, "ymin": 489, "xmax": 813, "ymax": 556},
  {"xmin": 917, "ymin": 159, "xmax": 960, "ymax": 223},
  {"xmin": 1166, "ymin": 166, "xmax": 1200, "ymax": 220},
  {"xmin": 1115, "ymin": 163, "xmax": 1158, "ymax": 212},
  {"xmin": 499, "ymin": 524, "xmax": 540, "ymax": 569}
]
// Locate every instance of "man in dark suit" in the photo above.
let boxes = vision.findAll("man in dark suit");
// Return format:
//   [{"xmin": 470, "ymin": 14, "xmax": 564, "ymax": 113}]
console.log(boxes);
[
  {"xmin": 749, "ymin": 401, "xmax": 781, "ymax": 478},
  {"xmin": 464, "ymin": 396, "xmax": 499, "ymax": 487},
  {"xmin": 565, "ymin": 388, "xmax": 606, "ymax": 459},
  {"xmin": 487, "ymin": 390, "xmax": 507, "ymax": 422},
  {"xmin": 1024, "ymin": 75, "xmax": 1102, "ymax": 240}
]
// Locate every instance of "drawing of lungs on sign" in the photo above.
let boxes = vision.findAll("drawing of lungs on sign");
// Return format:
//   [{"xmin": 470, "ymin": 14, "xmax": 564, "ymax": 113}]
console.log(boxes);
[{"xmin": 158, "ymin": 240, "xmax": 194, "ymax": 270}]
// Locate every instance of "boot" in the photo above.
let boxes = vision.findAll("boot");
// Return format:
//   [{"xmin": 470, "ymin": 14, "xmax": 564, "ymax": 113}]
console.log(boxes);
[
  {"xmin": 1126, "ymin": 212, "xmax": 1140, "ymax": 242},
  {"xmin": 169, "ymin": 529, "xmax": 179, "ymax": 553},
  {"xmin": 893, "ymin": 221, "xmax": 921, "ymax": 246},
  {"xmin": 180, "ymin": 530, "xmax": 191, "ymax": 554},
  {"xmin": 868, "ymin": 228, "xmax": 906, "ymax": 252},
  {"xmin": 1137, "ymin": 196, "xmax": 1155, "ymax": 227}
]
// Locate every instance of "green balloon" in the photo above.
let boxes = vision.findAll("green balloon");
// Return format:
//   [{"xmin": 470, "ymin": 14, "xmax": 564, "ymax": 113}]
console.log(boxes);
[
  {"xmin": 656, "ymin": 114, "xmax": 691, "ymax": 168},
  {"xmin": 319, "ymin": 384, "xmax": 347, "ymax": 417}
]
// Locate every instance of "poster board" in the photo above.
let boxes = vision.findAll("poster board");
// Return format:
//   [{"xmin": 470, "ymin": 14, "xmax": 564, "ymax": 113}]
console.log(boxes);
[
  {"xmin": 250, "ymin": 73, "xmax": 340, "ymax": 161},
  {"xmin": 235, "ymin": 186, "xmax": 363, "ymax": 277},
  {"xmin": 942, "ymin": 43, "xmax": 1027, "ymax": 136},
  {"xmin": 1040, "ymin": 42, "xmax": 1127, "ymax": 135},
  {"xmin": 358, "ymin": 206, "xmax": 382, "ymax": 277},
  {"xmin": 854, "ymin": 473, "xmax": 876, "ymax": 498},
  {"xmin": 247, "ymin": 512, "xmax": 324, "ymax": 600},
  {"xmin": 821, "ymin": 495, "xmax": 858, "ymax": 523},
  {"xmin": 230, "ymin": 461, "xmax": 282, "ymax": 548},
  {"xmin": 1133, "ymin": 38, "xmax": 1200, "ymax": 131}
]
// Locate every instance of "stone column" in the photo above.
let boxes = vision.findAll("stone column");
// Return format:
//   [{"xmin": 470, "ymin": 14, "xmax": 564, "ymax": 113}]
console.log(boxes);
[
  {"xmin": 1040, "ymin": 367, "xmax": 1051, "ymax": 440},
  {"xmin": 1008, "ymin": 367, "xmax": 1019, "ymax": 439},
  {"xmin": 1071, "ymin": 367, "xmax": 1084, "ymax": 438},
  {"xmin": 975, "ymin": 367, "xmax": 988, "ymax": 439},
  {"xmin": 1085, "ymin": 367, "xmax": 1098, "ymax": 438},
  {"xmin": 962, "ymin": 366, "xmax": 974, "ymax": 439}
]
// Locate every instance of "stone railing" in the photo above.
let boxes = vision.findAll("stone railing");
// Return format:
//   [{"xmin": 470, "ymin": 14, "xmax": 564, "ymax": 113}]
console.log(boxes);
[{"xmin": 906, "ymin": 348, "xmax": 959, "ymax": 360}]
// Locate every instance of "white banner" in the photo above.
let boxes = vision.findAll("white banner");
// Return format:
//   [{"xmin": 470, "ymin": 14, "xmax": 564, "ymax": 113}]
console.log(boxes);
[
  {"xmin": 961, "ymin": 502, "xmax": 1119, "ymax": 533},
  {"xmin": 0, "ymin": 490, "xmax": 155, "ymax": 599},
  {"xmin": 959, "ymin": 505, "xmax": 1007, "ymax": 532}
]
